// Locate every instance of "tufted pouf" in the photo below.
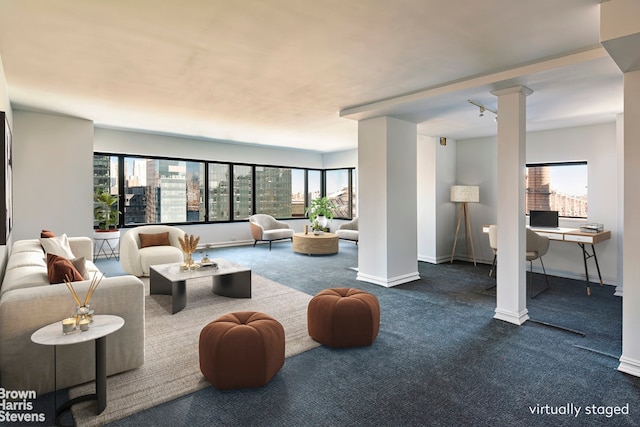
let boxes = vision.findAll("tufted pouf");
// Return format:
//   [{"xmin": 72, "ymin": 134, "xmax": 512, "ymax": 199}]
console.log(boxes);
[
  {"xmin": 307, "ymin": 287, "xmax": 380, "ymax": 348},
  {"xmin": 199, "ymin": 311, "xmax": 285, "ymax": 390}
]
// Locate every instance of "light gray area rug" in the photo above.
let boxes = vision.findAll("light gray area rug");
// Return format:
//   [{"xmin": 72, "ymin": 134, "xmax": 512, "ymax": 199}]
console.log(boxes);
[{"xmin": 69, "ymin": 273, "xmax": 320, "ymax": 427}]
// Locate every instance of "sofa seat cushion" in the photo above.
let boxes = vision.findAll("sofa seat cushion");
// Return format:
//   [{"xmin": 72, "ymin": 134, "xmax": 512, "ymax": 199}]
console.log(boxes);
[
  {"xmin": 336, "ymin": 229, "xmax": 359, "ymax": 241},
  {"xmin": 139, "ymin": 245, "xmax": 184, "ymax": 276},
  {"xmin": 262, "ymin": 229, "xmax": 294, "ymax": 241},
  {"xmin": 1, "ymin": 267, "xmax": 50, "ymax": 295}
]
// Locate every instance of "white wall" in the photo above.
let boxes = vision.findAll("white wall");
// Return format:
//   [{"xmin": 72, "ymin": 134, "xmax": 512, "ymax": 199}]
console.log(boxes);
[
  {"xmin": 417, "ymin": 136, "xmax": 457, "ymax": 263},
  {"xmin": 95, "ymin": 128, "xmax": 325, "ymax": 169},
  {"xmin": 454, "ymin": 122, "xmax": 618, "ymax": 284},
  {"xmin": 13, "ymin": 111, "xmax": 94, "ymax": 241}
]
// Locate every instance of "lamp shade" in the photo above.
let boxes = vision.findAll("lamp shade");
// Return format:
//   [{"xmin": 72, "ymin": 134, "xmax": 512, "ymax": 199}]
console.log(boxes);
[{"xmin": 450, "ymin": 185, "xmax": 479, "ymax": 203}]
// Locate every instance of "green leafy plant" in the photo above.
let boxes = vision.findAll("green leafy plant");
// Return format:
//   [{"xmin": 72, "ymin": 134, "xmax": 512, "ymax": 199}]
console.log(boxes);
[
  {"xmin": 93, "ymin": 190, "xmax": 121, "ymax": 230},
  {"xmin": 305, "ymin": 196, "xmax": 337, "ymax": 223}
]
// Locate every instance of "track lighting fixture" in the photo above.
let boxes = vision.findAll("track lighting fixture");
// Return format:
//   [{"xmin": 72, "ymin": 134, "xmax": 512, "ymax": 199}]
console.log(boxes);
[{"xmin": 468, "ymin": 99, "xmax": 497, "ymax": 120}]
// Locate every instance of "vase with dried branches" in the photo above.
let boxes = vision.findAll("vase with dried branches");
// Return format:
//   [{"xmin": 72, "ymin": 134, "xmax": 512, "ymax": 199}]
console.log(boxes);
[{"xmin": 179, "ymin": 233, "xmax": 200, "ymax": 271}]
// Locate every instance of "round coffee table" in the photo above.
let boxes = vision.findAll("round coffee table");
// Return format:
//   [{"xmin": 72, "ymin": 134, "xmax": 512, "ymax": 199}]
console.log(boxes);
[{"xmin": 292, "ymin": 232, "xmax": 339, "ymax": 255}]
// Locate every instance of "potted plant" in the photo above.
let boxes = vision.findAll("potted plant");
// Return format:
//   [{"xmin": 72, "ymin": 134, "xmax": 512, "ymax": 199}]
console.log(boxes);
[
  {"xmin": 305, "ymin": 196, "xmax": 337, "ymax": 230},
  {"xmin": 94, "ymin": 189, "xmax": 121, "ymax": 231}
]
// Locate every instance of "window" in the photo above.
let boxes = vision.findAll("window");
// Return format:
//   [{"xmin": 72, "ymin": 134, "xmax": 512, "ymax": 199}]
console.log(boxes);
[
  {"xmin": 208, "ymin": 163, "xmax": 230, "ymax": 221},
  {"xmin": 255, "ymin": 166, "xmax": 292, "ymax": 218},
  {"xmin": 120, "ymin": 157, "xmax": 205, "ymax": 225},
  {"xmin": 526, "ymin": 162, "xmax": 588, "ymax": 218},
  {"xmin": 325, "ymin": 169, "xmax": 351, "ymax": 218},
  {"xmin": 93, "ymin": 154, "xmax": 119, "ymax": 227},
  {"xmin": 290, "ymin": 169, "xmax": 305, "ymax": 217},
  {"xmin": 233, "ymin": 165, "xmax": 252, "ymax": 220},
  {"xmin": 94, "ymin": 153, "xmax": 356, "ymax": 227}
]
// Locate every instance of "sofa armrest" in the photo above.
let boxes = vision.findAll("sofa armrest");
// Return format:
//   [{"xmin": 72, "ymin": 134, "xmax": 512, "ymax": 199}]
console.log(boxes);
[
  {"xmin": 0, "ymin": 275, "xmax": 145, "ymax": 394},
  {"xmin": 68, "ymin": 236, "xmax": 94, "ymax": 260}
]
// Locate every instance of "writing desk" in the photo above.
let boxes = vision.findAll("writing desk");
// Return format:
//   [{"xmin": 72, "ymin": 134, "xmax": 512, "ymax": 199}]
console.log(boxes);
[{"xmin": 482, "ymin": 226, "xmax": 611, "ymax": 296}]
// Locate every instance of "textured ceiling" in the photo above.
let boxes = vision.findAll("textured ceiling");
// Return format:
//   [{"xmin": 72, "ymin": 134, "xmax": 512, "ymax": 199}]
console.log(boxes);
[{"xmin": 0, "ymin": 0, "xmax": 622, "ymax": 152}]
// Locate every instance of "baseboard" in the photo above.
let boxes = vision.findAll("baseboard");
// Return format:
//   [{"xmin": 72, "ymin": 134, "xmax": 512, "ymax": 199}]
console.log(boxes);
[
  {"xmin": 618, "ymin": 355, "xmax": 640, "ymax": 378},
  {"xmin": 493, "ymin": 307, "xmax": 529, "ymax": 325},
  {"xmin": 356, "ymin": 271, "xmax": 421, "ymax": 288}
]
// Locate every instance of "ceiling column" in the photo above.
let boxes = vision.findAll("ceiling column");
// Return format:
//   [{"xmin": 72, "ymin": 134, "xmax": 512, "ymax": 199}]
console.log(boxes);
[
  {"xmin": 601, "ymin": 0, "xmax": 640, "ymax": 378},
  {"xmin": 356, "ymin": 116, "xmax": 420, "ymax": 287},
  {"xmin": 491, "ymin": 85, "xmax": 533, "ymax": 325}
]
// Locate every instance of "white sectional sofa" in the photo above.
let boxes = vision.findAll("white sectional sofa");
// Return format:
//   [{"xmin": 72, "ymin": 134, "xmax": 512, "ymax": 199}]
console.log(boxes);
[{"xmin": 0, "ymin": 236, "xmax": 145, "ymax": 394}]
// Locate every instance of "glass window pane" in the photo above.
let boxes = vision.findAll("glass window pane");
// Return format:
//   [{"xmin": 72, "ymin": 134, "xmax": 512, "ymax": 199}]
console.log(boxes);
[
  {"xmin": 291, "ymin": 169, "xmax": 305, "ymax": 217},
  {"xmin": 526, "ymin": 163, "xmax": 588, "ymax": 218},
  {"xmin": 123, "ymin": 157, "xmax": 148, "ymax": 225},
  {"xmin": 186, "ymin": 162, "xmax": 205, "ymax": 222},
  {"xmin": 208, "ymin": 163, "xmax": 230, "ymax": 221},
  {"xmin": 326, "ymin": 169, "xmax": 350, "ymax": 218},
  {"xmin": 255, "ymin": 166, "xmax": 292, "ymax": 218},
  {"xmin": 307, "ymin": 170, "xmax": 321, "ymax": 205},
  {"xmin": 233, "ymin": 165, "xmax": 253, "ymax": 220},
  {"xmin": 93, "ymin": 154, "xmax": 119, "ymax": 228}
]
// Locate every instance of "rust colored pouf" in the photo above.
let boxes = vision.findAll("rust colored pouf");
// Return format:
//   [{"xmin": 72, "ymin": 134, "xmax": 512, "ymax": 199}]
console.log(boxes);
[
  {"xmin": 199, "ymin": 311, "xmax": 285, "ymax": 390},
  {"xmin": 307, "ymin": 287, "xmax": 380, "ymax": 348}
]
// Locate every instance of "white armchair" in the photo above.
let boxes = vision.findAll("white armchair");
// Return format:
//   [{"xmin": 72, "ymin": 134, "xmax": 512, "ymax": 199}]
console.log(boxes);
[
  {"xmin": 336, "ymin": 217, "xmax": 358, "ymax": 244},
  {"xmin": 249, "ymin": 214, "xmax": 294, "ymax": 250},
  {"xmin": 120, "ymin": 225, "xmax": 186, "ymax": 276}
]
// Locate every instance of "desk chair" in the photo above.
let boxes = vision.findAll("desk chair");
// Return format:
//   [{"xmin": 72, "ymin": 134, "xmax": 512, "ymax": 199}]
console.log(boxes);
[
  {"xmin": 486, "ymin": 225, "xmax": 498, "ymax": 290},
  {"xmin": 485, "ymin": 226, "xmax": 550, "ymax": 297},
  {"xmin": 526, "ymin": 228, "xmax": 550, "ymax": 298}
]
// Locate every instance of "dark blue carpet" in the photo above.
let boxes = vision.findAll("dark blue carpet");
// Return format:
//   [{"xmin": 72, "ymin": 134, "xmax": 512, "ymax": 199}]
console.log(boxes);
[{"xmin": 86, "ymin": 241, "xmax": 639, "ymax": 426}]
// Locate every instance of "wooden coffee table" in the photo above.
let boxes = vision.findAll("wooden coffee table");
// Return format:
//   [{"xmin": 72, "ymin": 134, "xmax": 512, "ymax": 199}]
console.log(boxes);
[
  {"xmin": 150, "ymin": 259, "xmax": 251, "ymax": 313},
  {"xmin": 292, "ymin": 232, "xmax": 339, "ymax": 255}
]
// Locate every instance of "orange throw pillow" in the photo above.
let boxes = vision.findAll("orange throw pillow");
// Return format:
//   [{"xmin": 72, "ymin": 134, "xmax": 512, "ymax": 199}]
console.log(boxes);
[
  {"xmin": 41, "ymin": 229, "xmax": 56, "ymax": 238},
  {"xmin": 47, "ymin": 253, "xmax": 84, "ymax": 284},
  {"xmin": 139, "ymin": 232, "xmax": 171, "ymax": 248}
]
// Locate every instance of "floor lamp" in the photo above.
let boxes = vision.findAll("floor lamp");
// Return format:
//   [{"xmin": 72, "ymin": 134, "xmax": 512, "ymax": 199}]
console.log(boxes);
[{"xmin": 450, "ymin": 185, "xmax": 479, "ymax": 266}]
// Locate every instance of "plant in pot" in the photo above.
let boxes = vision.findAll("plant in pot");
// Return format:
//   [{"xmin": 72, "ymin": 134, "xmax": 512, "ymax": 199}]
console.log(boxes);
[
  {"xmin": 93, "ymin": 190, "xmax": 121, "ymax": 231},
  {"xmin": 305, "ymin": 196, "xmax": 337, "ymax": 232}
]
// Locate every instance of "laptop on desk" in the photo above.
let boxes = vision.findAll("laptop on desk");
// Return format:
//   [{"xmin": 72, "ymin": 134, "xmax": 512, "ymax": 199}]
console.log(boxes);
[{"xmin": 529, "ymin": 210, "xmax": 559, "ymax": 228}]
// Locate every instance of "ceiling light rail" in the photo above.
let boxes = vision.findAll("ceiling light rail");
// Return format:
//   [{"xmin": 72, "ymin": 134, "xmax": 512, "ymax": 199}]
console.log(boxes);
[{"xmin": 468, "ymin": 99, "xmax": 497, "ymax": 119}]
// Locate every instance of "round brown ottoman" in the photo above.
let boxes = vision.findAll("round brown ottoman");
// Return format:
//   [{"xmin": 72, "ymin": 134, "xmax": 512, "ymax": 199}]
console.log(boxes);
[
  {"xmin": 307, "ymin": 287, "xmax": 380, "ymax": 348},
  {"xmin": 199, "ymin": 311, "xmax": 285, "ymax": 390}
]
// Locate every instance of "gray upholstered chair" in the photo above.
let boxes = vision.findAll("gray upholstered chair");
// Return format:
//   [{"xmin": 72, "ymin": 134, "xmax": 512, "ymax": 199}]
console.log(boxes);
[
  {"xmin": 336, "ymin": 217, "xmax": 358, "ymax": 244},
  {"xmin": 486, "ymin": 224, "xmax": 498, "ymax": 290},
  {"xmin": 526, "ymin": 228, "xmax": 550, "ymax": 298},
  {"xmin": 120, "ymin": 225, "xmax": 186, "ymax": 276},
  {"xmin": 249, "ymin": 214, "xmax": 294, "ymax": 250}
]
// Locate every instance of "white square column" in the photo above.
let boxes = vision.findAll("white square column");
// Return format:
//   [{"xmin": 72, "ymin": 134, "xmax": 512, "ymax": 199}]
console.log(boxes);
[
  {"xmin": 601, "ymin": 0, "xmax": 640, "ymax": 379},
  {"xmin": 491, "ymin": 86, "xmax": 532, "ymax": 325},
  {"xmin": 356, "ymin": 116, "xmax": 420, "ymax": 287}
]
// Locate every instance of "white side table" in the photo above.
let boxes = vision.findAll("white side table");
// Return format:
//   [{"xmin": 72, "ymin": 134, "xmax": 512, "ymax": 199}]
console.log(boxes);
[
  {"xmin": 93, "ymin": 230, "xmax": 121, "ymax": 261},
  {"xmin": 31, "ymin": 315, "xmax": 125, "ymax": 425}
]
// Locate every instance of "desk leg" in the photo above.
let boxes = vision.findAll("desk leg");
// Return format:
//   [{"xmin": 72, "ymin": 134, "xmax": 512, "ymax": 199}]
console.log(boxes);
[
  {"xmin": 578, "ymin": 243, "xmax": 604, "ymax": 296},
  {"xmin": 579, "ymin": 243, "xmax": 591, "ymax": 296}
]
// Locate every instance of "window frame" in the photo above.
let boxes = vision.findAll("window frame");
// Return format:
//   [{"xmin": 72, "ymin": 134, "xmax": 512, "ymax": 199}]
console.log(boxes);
[
  {"xmin": 94, "ymin": 152, "xmax": 356, "ymax": 228},
  {"xmin": 525, "ymin": 161, "xmax": 588, "ymax": 219}
]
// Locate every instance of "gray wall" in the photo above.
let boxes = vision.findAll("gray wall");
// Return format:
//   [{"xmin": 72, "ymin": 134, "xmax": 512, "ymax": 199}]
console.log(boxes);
[{"xmin": 13, "ymin": 111, "xmax": 94, "ymax": 241}]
